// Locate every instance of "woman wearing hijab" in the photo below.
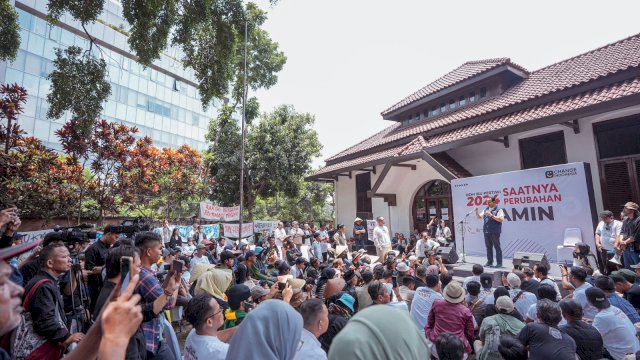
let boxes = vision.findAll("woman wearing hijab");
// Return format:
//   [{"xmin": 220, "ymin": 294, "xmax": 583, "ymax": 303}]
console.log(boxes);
[
  {"xmin": 192, "ymin": 264, "xmax": 233, "ymax": 311},
  {"xmin": 328, "ymin": 305, "xmax": 429, "ymax": 360},
  {"xmin": 316, "ymin": 268, "xmax": 336, "ymax": 301},
  {"xmin": 225, "ymin": 299, "xmax": 303, "ymax": 360}
]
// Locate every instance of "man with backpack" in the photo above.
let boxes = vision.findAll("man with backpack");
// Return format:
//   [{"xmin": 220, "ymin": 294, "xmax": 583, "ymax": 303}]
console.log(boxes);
[
  {"xmin": 474, "ymin": 296, "xmax": 525, "ymax": 360},
  {"xmin": 21, "ymin": 243, "xmax": 84, "ymax": 358}
]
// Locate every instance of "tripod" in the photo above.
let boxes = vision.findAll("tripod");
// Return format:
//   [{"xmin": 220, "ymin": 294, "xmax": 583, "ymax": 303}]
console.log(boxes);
[
  {"xmin": 457, "ymin": 213, "xmax": 472, "ymax": 263},
  {"xmin": 67, "ymin": 253, "xmax": 91, "ymax": 333}
]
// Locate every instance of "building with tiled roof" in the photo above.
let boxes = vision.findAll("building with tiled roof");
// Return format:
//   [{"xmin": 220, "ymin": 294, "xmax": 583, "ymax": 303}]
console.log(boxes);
[{"xmin": 309, "ymin": 33, "xmax": 640, "ymax": 257}]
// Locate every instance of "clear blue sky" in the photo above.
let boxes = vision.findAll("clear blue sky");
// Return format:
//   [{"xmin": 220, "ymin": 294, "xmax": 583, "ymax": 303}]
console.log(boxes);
[{"xmin": 253, "ymin": 0, "xmax": 640, "ymax": 167}]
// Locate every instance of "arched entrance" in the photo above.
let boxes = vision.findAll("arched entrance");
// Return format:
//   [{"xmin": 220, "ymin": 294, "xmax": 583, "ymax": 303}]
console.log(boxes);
[{"xmin": 412, "ymin": 180, "xmax": 453, "ymax": 233}]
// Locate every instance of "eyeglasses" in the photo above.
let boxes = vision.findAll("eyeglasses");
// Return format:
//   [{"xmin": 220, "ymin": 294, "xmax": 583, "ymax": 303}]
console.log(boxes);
[
  {"xmin": 296, "ymin": 340, "xmax": 305, "ymax": 352},
  {"xmin": 205, "ymin": 309, "xmax": 223, "ymax": 321}
]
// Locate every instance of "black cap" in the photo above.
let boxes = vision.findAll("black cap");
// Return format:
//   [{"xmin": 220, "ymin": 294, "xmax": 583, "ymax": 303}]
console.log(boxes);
[
  {"xmin": 343, "ymin": 270, "xmax": 359, "ymax": 282},
  {"xmin": 586, "ymin": 287, "xmax": 610, "ymax": 309},
  {"xmin": 226, "ymin": 284, "xmax": 251, "ymax": 309},
  {"xmin": 480, "ymin": 273, "xmax": 493, "ymax": 288},
  {"xmin": 220, "ymin": 250, "xmax": 235, "ymax": 262}
]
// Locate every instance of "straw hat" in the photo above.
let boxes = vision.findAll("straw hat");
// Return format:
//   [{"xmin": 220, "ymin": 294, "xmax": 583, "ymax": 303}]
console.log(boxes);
[{"xmin": 443, "ymin": 282, "xmax": 465, "ymax": 304}]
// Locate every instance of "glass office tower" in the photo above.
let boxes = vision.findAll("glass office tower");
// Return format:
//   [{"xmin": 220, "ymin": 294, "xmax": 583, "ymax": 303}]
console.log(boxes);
[{"xmin": 0, "ymin": 0, "xmax": 216, "ymax": 151}]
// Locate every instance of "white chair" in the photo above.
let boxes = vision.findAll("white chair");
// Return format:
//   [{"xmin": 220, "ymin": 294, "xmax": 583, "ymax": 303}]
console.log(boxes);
[{"xmin": 556, "ymin": 228, "xmax": 582, "ymax": 264}]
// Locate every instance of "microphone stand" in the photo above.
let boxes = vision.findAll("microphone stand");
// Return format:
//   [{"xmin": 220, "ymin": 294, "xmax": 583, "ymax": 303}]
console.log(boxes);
[{"xmin": 458, "ymin": 212, "xmax": 472, "ymax": 264}]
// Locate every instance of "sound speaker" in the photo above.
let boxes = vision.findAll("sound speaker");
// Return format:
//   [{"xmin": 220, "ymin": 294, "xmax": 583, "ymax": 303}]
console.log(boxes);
[
  {"xmin": 512, "ymin": 252, "xmax": 550, "ymax": 271},
  {"xmin": 437, "ymin": 246, "xmax": 459, "ymax": 264}
]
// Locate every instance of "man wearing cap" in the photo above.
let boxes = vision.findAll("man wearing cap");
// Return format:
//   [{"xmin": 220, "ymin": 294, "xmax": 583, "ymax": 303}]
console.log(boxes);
[
  {"xmin": 426, "ymin": 282, "xmax": 474, "ymax": 356},
  {"xmin": 611, "ymin": 269, "xmax": 640, "ymax": 309},
  {"xmin": 191, "ymin": 243, "xmax": 211, "ymax": 270},
  {"xmin": 353, "ymin": 218, "xmax": 367, "ymax": 251},
  {"xmin": 587, "ymin": 287, "xmax": 640, "ymax": 359},
  {"xmin": 619, "ymin": 201, "xmax": 640, "ymax": 269},
  {"xmin": 505, "ymin": 272, "xmax": 537, "ymax": 318},
  {"xmin": 474, "ymin": 296, "xmax": 525, "ymax": 360},
  {"xmin": 84, "ymin": 225, "xmax": 118, "ymax": 314},
  {"xmin": 246, "ymin": 250, "xmax": 275, "ymax": 283},
  {"xmin": 223, "ymin": 284, "xmax": 251, "ymax": 329},
  {"xmin": 595, "ymin": 210, "xmax": 622, "ymax": 274},
  {"xmin": 290, "ymin": 221, "xmax": 304, "ymax": 250},
  {"xmin": 373, "ymin": 217, "xmax": 392, "ymax": 262}
]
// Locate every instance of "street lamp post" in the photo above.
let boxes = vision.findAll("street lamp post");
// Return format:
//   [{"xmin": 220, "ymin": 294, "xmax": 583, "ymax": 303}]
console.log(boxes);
[{"xmin": 238, "ymin": 17, "xmax": 248, "ymax": 241}]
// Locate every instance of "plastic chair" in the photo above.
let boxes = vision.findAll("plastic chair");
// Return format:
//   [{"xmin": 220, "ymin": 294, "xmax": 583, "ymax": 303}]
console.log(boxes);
[{"xmin": 557, "ymin": 228, "xmax": 582, "ymax": 264}]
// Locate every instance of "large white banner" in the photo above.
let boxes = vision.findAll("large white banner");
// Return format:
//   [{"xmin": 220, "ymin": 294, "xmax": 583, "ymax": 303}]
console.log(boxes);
[
  {"xmin": 451, "ymin": 162, "xmax": 596, "ymax": 262},
  {"xmin": 199, "ymin": 202, "xmax": 240, "ymax": 221},
  {"xmin": 223, "ymin": 223, "xmax": 254, "ymax": 238}
]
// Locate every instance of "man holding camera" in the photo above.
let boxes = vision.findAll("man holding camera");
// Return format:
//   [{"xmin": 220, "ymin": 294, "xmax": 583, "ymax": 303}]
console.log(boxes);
[
  {"xmin": 84, "ymin": 226, "xmax": 118, "ymax": 314},
  {"xmin": 475, "ymin": 196, "xmax": 504, "ymax": 268}
]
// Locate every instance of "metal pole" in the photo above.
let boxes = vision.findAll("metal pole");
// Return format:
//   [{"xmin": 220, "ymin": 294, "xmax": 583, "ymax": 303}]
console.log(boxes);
[{"xmin": 238, "ymin": 17, "xmax": 248, "ymax": 241}]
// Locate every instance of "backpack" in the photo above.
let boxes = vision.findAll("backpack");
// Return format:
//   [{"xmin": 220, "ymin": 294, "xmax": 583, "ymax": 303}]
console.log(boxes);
[
  {"xmin": 483, "ymin": 317, "xmax": 502, "ymax": 354},
  {"xmin": 11, "ymin": 279, "xmax": 66, "ymax": 360}
]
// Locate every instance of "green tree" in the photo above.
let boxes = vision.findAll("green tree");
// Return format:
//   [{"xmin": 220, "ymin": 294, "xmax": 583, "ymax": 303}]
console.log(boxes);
[
  {"xmin": 253, "ymin": 180, "xmax": 334, "ymax": 223},
  {"xmin": 0, "ymin": 0, "xmax": 20, "ymax": 61},
  {"xmin": 207, "ymin": 105, "xmax": 322, "ymax": 220}
]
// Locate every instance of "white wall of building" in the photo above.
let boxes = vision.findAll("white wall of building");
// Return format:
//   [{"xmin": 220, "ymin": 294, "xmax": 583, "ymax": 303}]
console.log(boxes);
[{"xmin": 333, "ymin": 105, "xmax": 640, "ymax": 237}]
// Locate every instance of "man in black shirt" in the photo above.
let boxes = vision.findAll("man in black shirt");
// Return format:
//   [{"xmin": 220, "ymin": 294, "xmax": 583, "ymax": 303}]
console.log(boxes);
[
  {"xmin": 620, "ymin": 202, "xmax": 640, "ymax": 269},
  {"xmin": 559, "ymin": 299, "xmax": 603, "ymax": 360},
  {"xmin": 518, "ymin": 299, "xmax": 576, "ymax": 360},
  {"xmin": 610, "ymin": 268, "xmax": 640, "ymax": 309},
  {"xmin": 24, "ymin": 243, "xmax": 84, "ymax": 354},
  {"xmin": 84, "ymin": 227, "xmax": 118, "ymax": 313}
]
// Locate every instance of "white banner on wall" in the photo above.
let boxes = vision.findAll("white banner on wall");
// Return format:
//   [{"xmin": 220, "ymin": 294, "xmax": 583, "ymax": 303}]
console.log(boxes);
[
  {"xmin": 451, "ymin": 162, "xmax": 596, "ymax": 262},
  {"xmin": 366, "ymin": 220, "xmax": 377, "ymax": 241},
  {"xmin": 253, "ymin": 221, "xmax": 279, "ymax": 234}
]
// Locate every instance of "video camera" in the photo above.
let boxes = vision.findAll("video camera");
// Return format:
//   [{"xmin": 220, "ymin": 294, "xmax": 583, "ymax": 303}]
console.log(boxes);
[
  {"xmin": 53, "ymin": 224, "xmax": 97, "ymax": 247},
  {"xmin": 104, "ymin": 218, "xmax": 151, "ymax": 237}
]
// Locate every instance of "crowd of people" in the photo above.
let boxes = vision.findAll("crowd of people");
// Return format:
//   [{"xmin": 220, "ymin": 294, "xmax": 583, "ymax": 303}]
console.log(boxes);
[{"xmin": 0, "ymin": 202, "xmax": 640, "ymax": 360}]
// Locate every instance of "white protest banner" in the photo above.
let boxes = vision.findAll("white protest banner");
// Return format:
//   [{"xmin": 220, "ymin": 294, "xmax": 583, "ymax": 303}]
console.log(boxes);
[
  {"xmin": 200, "ymin": 202, "xmax": 223, "ymax": 220},
  {"xmin": 451, "ymin": 162, "xmax": 596, "ymax": 262},
  {"xmin": 200, "ymin": 202, "xmax": 241, "ymax": 221},
  {"xmin": 366, "ymin": 220, "xmax": 376, "ymax": 241},
  {"xmin": 20, "ymin": 229, "xmax": 53, "ymax": 243},
  {"xmin": 222, "ymin": 206, "xmax": 240, "ymax": 222},
  {"xmin": 253, "ymin": 221, "xmax": 279, "ymax": 234},
  {"xmin": 222, "ymin": 223, "xmax": 254, "ymax": 238}
]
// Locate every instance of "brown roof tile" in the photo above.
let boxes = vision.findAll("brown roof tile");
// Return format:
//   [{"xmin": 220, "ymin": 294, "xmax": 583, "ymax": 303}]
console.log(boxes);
[
  {"xmin": 381, "ymin": 58, "xmax": 527, "ymax": 116},
  {"xmin": 313, "ymin": 76, "xmax": 640, "ymax": 177},
  {"xmin": 326, "ymin": 33, "xmax": 640, "ymax": 164}
]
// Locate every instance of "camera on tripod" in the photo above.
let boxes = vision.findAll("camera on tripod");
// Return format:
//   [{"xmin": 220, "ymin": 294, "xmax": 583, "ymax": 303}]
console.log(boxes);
[
  {"xmin": 104, "ymin": 218, "xmax": 151, "ymax": 237},
  {"xmin": 53, "ymin": 224, "xmax": 97, "ymax": 255}
]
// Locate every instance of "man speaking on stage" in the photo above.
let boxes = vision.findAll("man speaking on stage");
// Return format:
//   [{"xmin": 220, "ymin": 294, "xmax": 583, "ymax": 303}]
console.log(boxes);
[{"xmin": 475, "ymin": 196, "xmax": 504, "ymax": 268}]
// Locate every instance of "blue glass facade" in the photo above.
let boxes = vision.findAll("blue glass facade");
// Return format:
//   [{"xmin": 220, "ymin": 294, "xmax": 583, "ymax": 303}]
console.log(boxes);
[{"xmin": 1, "ymin": 1, "xmax": 216, "ymax": 151}]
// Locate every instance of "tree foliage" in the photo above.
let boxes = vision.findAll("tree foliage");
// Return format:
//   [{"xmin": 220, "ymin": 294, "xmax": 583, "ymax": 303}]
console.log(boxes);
[
  {"xmin": 0, "ymin": 0, "xmax": 20, "ymax": 61},
  {"xmin": 253, "ymin": 180, "xmax": 334, "ymax": 223},
  {"xmin": 207, "ymin": 104, "xmax": 322, "ymax": 220},
  {"xmin": 0, "ymin": 84, "xmax": 28, "ymax": 153},
  {"xmin": 47, "ymin": 46, "xmax": 111, "ymax": 135}
]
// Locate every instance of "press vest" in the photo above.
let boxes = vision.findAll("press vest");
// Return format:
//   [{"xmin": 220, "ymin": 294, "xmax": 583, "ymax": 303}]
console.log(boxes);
[{"xmin": 483, "ymin": 206, "xmax": 502, "ymax": 234}]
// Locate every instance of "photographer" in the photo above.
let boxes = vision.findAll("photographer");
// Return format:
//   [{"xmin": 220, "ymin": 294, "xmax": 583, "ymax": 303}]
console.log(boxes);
[
  {"xmin": 23, "ymin": 243, "xmax": 84, "ymax": 357},
  {"xmin": 136, "ymin": 232, "xmax": 180, "ymax": 359},
  {"xmin": 85, "ymin": 226, "xmax": 119, "ymax": 314},
  {"xmin": 59, "ymin": 236, "xmax": 92, "ymax": 333}
]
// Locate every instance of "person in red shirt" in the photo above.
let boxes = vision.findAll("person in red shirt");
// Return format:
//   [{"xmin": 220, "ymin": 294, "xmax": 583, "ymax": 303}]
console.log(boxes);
[{"xmin": 426, "ymin": 281, "xmax": 474, "ymax": 357}]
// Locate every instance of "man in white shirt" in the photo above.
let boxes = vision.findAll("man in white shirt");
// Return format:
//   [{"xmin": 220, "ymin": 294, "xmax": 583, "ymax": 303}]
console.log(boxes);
[
  {"xmin": 273, "ymin": 222, "xmax": 288, "ymax": 258},
  {"xmin": 373, "ymin": 216, "xmax": 392, "ymax": 261},
  {"xmin": 587, "ymin": 287, "xmax": 640, "ymax": 360},
  {"xmin": 190, "ymin": 244, "xmax": 211, "ymax": 270},
  {"xmin": 594, "ymin": 210, "xmax": 623, "ymax": 275},
  {"xmin": 296, "ymin": 299, "xmax": 328, "ymax": 360},
  {"xmin": 183, "ymin": 293, "xmax": 229, "ymax": 360},
  {"xmin": 410, "ymin": 274, "xmax": 442, "ymax": 329},
  {"xmin": 561, "ymin": 267, "xmax": 597, "ymax": 321},
  {"xmin": 416, "ymin": 232, "xmax": 439, "ymax": 261},
  {"xmin": 463, "ymin": 264, "xmax": 484, "ymax": 290}
]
